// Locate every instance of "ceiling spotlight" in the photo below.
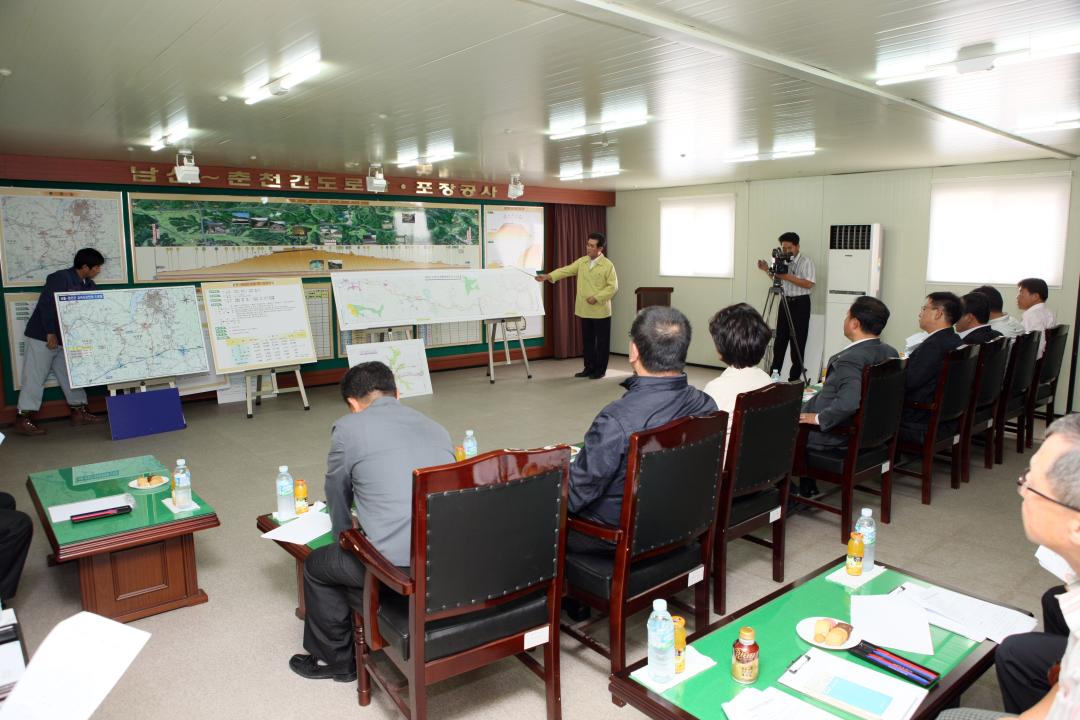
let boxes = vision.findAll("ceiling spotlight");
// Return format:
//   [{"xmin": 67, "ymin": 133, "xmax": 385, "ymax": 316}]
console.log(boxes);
[
  {"xmin": 244, "ymin": 57, "xmax": 321, "ymax": 105},
  {"xmin": 507, "ymin": 173, "xmax": 525, "ymax": 199},
  {"xmin": 174, "ymin": 151, "xmax": 201, "ymax": 184},
  {"xmin": 366, "ymin": 164, "xmax": 387, "ymax": 193}
]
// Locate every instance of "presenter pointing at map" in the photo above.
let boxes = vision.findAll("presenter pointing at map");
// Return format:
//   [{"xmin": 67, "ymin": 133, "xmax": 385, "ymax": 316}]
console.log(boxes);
[
  {"xmin": 536, "ymin": 232, "xmax": 618, "ymax": 379},
  {"xmin": 14, "ymin": 248, "xmax": 107, "ymax": 435}
]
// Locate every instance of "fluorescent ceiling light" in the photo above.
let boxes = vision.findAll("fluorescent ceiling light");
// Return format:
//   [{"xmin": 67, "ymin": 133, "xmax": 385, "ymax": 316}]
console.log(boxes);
[
  {"xmin": 149, "ymin": 140, "xmax": 166, "ymax": 152},
  {"xmin": 1017, "ymin": 118, "xmax": 1080, "ymax": 134},
  {"xmin": 559, "ymin": 167, "xmax": 621, "ymax": 181},
  {"xmin": 244, "ymin": 57, "xmax": 321, "ymax": 104},
  {"xmin": 244, "ymin": 89, "xmax": 273, "ymax": 106},
  {"xmin": 549, "ymin": 118, "xmax": 647, "ymax": 140},
  {"xmin": 876, "ymin": 66, "xmax": 957, "ymax": 86},
  {"xmin": 726, "ymin": 147, "xmax": 817, "ymax": 163},
  {"xmin": 396, "ymin": 152, "xmax": 454, "ymax": 168}
]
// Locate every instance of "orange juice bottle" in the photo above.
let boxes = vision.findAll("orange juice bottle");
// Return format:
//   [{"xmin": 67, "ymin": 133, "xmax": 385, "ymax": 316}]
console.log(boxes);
[
  {"xmin": 846, "ymin": 532, "xmax": 865, "ymax": 575},
  {"xmin": 294, "ymin": 478, "xmax": 309, "ymax": 514}
]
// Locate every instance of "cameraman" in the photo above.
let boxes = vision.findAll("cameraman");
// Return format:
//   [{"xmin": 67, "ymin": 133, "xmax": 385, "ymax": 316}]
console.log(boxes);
[{"xmin": 757, "ymin": 231, "xmax": 815, "ymax": 381}]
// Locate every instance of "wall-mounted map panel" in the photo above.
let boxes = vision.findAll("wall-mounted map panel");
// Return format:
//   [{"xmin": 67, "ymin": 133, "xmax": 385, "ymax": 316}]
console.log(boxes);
[
  {"xmin": 129, "ymin": 193, "xmax": 481, "ymax": 283},
  {"xmin": 0, "ymin": 187, "xmax": 127, "ymax": 286}
]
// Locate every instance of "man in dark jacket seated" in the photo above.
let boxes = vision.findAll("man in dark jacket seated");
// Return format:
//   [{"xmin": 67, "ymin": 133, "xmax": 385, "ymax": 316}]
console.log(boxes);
[
  {"xmin": 568, "ymin": 305, "xmax": 717, "ymax": 553},
  {"xmin": 899, "ymin": 292, "xmax": 963, "ymax": 444},
  {"xmin": 956, "ymin": 291, "xmax": 1003, "ymax": 345},
  {"xmin": 798, "ymin": 296, "xmax": 898, "ymax": 496}
]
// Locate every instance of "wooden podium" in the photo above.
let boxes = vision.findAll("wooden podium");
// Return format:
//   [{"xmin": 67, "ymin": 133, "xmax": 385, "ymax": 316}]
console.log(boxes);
[{"xmin": 635, "ymin": 287, "xmax": 674, "ymax": 310}]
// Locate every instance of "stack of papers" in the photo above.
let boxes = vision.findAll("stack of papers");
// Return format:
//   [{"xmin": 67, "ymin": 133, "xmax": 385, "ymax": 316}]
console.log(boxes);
[
  {"xmin": 892, "ymin": 582, "xmax": 1036, "ymax": 643},
  {"xmin": 261, "ymin": 502, "xmax": 331, "ymax": 545},
  {"xmin": 779, "ymin": 648, "xmax": 927, "ymax": 720},
  {"xmin": 851, "ymin": 595, "xmax": 933, "ymax": 655},
  {"xmin": 723, "ymin": 687, "xmax": 836, "ymax": 720},
  {"xmin": 0, "ymin": 609, "xmax": 23, "ymax": 698}
]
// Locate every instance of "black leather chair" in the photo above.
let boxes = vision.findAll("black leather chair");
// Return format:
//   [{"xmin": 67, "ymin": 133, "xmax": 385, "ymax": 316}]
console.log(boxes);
[
  {"xmin": 960, "ymin": 337, "xmax": 1009, "ymax": 480},
  {"xmin": 795, "ymin": 359, "xmax": 905, "ymax": 544},
  {"xmin": 895, "ymin": 345, "xmax": 979, "ymax": 505},
  {"xmin": 341, "ymin": 446, "xmax": 570, "ymax": 720},
  {"xmin": 1025, "ymin": 325, "xmax": 1070, "ymax": 447},
  {"xmin": 561, "ymin": 412, "xmax": 726, "ymax": 680},
  {"xmin": 712, "ymin": 382, "xmax": 802, "ymax": 615},
  {"xmin": 996, "ymin": 331, "xmax": 1040, "ymax": 462}
]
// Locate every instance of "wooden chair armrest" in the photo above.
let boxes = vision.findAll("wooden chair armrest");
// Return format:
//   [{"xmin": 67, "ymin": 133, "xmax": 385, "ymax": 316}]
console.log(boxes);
[
  {"xmin": 339, "ymin": 528, "xmax": 414, "ymax": 595},
  {"xmin": 567, "ymin": 516, "xmax": 623, "ymax": 544}
]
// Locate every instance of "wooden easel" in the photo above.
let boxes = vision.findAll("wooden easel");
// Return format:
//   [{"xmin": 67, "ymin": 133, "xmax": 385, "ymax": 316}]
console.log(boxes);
[
  {"xmin": 485, "ymin": 317, "xmax": 531, "ymax": 384},
  {"xmin": 244, "ymin": 366, "xmax": 309, "ymax": 419}
]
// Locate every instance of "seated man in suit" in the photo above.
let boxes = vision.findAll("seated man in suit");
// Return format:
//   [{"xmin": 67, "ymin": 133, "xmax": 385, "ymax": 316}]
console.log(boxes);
[
  {"xmin": 289, "ymin": 362, "xmax": 455, "ymax": 681},
  {"xmin": 1018, "ymin": 277, "xmax": 1056, "ymax": 358},
  {"xmin": 568, "ymin": 305, "xmax": 717, "ymax": 554},
  {"xmin": 798, "ymin": 296, "xmax": 898, "ymax": 496},
  {"xmin": 0, "ymin": 493, "xmax": 32, "ymax": 604},
  {"xmin": 956, "ymin": 291, "xmax": 1003, "ymax": 345},
  {"xmin": 974, "ymin": 284, "xmax": 1025, "ymax": 338},
  {"xmin": 899, "ymin": 292, "xmax": 963, "ymax": 444}
]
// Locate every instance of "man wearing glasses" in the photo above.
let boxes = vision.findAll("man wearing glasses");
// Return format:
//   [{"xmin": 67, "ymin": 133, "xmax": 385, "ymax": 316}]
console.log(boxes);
[
  {"xmin": 942, "ymin": 413, "xmax": 1080, "ymax": 720},
  {"xmin": 537, "ymin": 232, "xmax": 619, "ymax": 379},
  {"xmin": 899, "ymin": 292, "xmax": 962, "ymax": 444}
]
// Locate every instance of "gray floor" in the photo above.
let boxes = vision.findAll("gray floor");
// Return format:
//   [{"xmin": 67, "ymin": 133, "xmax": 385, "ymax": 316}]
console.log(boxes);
[{"xmin": 1, "ymin": 357, "xmax": 1048, "ymax": 719}]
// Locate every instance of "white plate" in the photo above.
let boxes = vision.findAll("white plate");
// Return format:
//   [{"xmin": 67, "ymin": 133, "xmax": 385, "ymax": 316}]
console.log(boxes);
[
  {"xmin": 128, "ymin": 476, "xmax": 169, "ymax": 491},
  {"xmin": 796, "ymin": 616, "xmax": 861, "ymax": 650}
]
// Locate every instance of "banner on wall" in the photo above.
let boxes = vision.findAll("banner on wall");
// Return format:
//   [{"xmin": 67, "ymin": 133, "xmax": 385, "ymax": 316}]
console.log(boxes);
[{"xmin": 127, "ymin": 193, "xmax": 481, "ymax": 283}]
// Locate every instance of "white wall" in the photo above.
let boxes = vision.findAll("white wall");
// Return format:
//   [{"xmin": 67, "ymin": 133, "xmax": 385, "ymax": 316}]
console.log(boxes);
[{"xmin": 608, "ymin": 158, "xmax": 1080, "ymax": 410}]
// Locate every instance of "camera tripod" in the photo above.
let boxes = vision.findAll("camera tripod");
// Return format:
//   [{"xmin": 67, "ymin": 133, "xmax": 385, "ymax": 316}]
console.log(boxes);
[{"xmin": 761, "ymin": 278, "xmax": 809, "ymax": 385}]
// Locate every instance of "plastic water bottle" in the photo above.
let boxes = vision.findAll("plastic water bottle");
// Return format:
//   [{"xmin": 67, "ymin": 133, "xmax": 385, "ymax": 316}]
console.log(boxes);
[
  {"xmin": 463, "ymin": 430, "xmax": 478, "ymax": 459},
  {"xmin": 855, "ymin": 508, "xmax": 877, "ymax": 570},
  {"xmin": 276, "ymin": 465, "xmax": 295, "ymax": 519},
  {"xmin": 770, "ymin": 369, "xmax": 781, "ymax": 382},
  {"xmin": 647, "ymin": 599, "xmax": 676, "ymax": 684},
  {"xmin": 172, "ymin": 459, "xmax": 193, "ymax": 509}
]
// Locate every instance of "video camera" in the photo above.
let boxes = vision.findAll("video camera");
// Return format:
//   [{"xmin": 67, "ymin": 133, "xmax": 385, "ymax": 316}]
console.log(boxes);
[{"xmin": 769, "ymin": 246, "xmax": 793, "ymax": 276}]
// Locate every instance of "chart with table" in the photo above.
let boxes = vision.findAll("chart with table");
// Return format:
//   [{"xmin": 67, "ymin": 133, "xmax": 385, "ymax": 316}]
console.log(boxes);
[
  {"xmin": 0, "ymin": 187, "xmax": 128, "ymax": 286},
  {"xmin": 303, "ymin": 282, "xmax": 334, "ymax": 359},
  {"xmin": 201, "ymin": 277, "xmax": 317, "ymax": 374},
  {"xmin": 56, "ymin": 286, "xmax": 209, "ymax": 388}
]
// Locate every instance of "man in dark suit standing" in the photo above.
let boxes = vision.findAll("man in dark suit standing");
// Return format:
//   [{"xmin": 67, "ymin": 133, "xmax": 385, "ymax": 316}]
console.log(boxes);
[
  {"xmin": 956, "ymin": 291, "xmax": 1003, "ymax": 346},
  {"xmin": 899, "ymin": 292, "xmax": 963, "ymax": 444},
  {"xmin": 798, "ymin": 296, "xmax": 898, "ymax": 496}
]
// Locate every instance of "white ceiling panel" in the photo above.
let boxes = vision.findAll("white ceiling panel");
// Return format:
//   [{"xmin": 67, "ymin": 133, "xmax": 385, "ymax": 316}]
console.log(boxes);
[{"xmin": 0, "ymin": 0, "xmax": 1075, "ymax": 191}]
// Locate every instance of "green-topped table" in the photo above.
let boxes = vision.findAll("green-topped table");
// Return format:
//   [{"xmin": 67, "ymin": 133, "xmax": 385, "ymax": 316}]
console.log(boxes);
[
  {"xmin": 256, "ymin": 512, "xmax": 333, "ymax": 619},
  {"xmin": 27, "ymin": 455, "xmax": 220, "ymax": 623},
  {"xmin": 610, "ymin": 556, "xmax": 1019, "ymax": 720}
]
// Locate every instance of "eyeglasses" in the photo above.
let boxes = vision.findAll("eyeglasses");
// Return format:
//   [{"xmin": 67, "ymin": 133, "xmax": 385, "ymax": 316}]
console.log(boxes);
[{"xmin": 1017, "ymin": 470, "xmax": 1080, "ymax": 512}]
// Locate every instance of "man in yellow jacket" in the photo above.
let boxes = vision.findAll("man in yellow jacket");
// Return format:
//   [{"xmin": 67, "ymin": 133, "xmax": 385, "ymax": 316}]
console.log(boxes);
[{"xmin": 536, "ymin": 232, "xmax": 619, "ymax": 378}]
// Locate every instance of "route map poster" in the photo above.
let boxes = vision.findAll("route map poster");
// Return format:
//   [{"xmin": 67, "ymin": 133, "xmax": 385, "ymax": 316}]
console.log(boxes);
[
  {"xmin": 345, "ymin": 339, "xmax": 432, "ymax": 397},
  {"xmin": 0, "ymin": 187, "xmax": 128, "ymax": 286},
  {"xmin": 128, "ymin": 193, "xmax": 481, "ymax": 283},
  {"xmin": 55, "ymin": 286, "xmax": 209, "ymax": 388}
]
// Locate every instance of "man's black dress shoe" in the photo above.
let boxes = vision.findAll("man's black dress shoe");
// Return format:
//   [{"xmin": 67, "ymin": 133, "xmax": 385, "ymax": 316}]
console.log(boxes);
[
  {"xmin": 289, "ymin": 653, "xmax": 357, "ymax": 682},
  {"xmin": 574, "ymin": 370, "xmax": 592, "ymax": 378},
  {"xmin": 589, "ymin": 372, "xmax": 605, "ymax": 379},
  {"xmin": 562, "ymin": 597, "xmax": 592, "ymax": 622}
]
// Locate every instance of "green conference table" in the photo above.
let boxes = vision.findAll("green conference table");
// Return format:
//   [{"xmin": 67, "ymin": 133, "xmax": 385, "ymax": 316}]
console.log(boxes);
[
  {"xmin": 27, "ymin": 455, "xmax": 220, "ymax": 623},
  {"xmin": 610, "ymin": 556, "xmax": 1015, "ymax": 720}
]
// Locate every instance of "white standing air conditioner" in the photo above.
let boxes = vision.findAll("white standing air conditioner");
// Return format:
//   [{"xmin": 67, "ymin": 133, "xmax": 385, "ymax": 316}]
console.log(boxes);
[{"xmin": 821, "ymin": 224, "xmax": 883, "ymax": 375}]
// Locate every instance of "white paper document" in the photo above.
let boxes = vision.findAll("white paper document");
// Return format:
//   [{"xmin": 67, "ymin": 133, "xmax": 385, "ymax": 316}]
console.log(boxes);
[
  {"xmin": 47, "ymin": 493, "xmax": 134, "ymax": 523},
  {"xmin": 898, "ymin": 582, "xmax": 1036, "ymax": 644},
  {"xmin": 722, "ymin": 687, "xmax": 837, "ymax": 720},
  {"xmin": 0, "ymin": 611, "xmax": 150, "ymax": 720},
  {"xmin": 1036, "ymin": 545, "xmax": 1073, "ymax": 583},
  {"xmin": 779, "ymin": 648, "xmax": 927, "ymax": 720},
  {"xmin": 851, "ymin": 595, "xmax": 934, "ymax": 655},
  {"xmin": 261, "ymin": 504, "xmax": 332, "ymax": 545},
  {"xmin": 826, "ymin": 563, "xmax": 887, "ymax": 589}
]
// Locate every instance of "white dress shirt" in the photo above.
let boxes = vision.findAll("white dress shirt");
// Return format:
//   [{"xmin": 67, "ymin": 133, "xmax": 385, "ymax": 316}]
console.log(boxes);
[
  {"xmin": 703, "ymin": 366, "xmax": 773, "ymax": 452},
  {"xmin": 989, "ymin": 313, "xmax": 1025, "ymax": 338},
  {"xmin": 1023, "ymin": 302, "xmax": 1056, "ymax": 357},
  {"xmin": 1048, "ymin": 580, "xmax": 1080, "ymax": 719}
]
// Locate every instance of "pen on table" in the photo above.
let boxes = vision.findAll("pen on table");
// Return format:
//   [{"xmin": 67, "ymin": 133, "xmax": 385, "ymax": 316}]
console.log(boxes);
[
  {"xmin": 71, "ymin": 505, "xmax": 131, "ymax": 523},
  {"xmin": 869, "ymin": 646, "xmax": 937, "ymax": 680},
  {"xmin": 866, "ymin": 651, "xmax": 934, "ymax": 684}
]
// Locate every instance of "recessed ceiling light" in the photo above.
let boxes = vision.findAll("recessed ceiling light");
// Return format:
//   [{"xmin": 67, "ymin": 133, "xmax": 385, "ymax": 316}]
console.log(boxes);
[
  {"xmin": 378, "ymin": 113, "xmax": 388, "ymax": 120},
  {"xmin": 218, "ymin": 95, "xmax": 229, "ymax": 103},
  {"xmin": 126, "ymin": 146, "xmax": 135, "ymax": 152},
  {"xmin": 0, "ymin": 68, "xmax": 11, "ymax": 77},
  {"xmin": 250, "ymin": 155, "xmax": 257, "ymax": 160},
  {"xmin": 344, "ymin": 161, "xmax": 361, "ymax": 168}
]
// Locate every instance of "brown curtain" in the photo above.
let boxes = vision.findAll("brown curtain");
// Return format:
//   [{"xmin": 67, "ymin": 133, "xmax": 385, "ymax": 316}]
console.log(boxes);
[{"xmin": 545, "ymin": 204, "xmax": 607, "ymax": 359}]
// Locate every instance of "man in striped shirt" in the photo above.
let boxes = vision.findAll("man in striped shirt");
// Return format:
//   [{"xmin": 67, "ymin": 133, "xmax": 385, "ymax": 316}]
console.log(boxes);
[{"xmin": 757, "ymin": 231, "xmax": 816, "ymax": 382}]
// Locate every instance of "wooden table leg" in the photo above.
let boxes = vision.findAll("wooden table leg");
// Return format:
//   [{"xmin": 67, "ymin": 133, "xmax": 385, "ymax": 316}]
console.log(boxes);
[{"xmin": 295, "ymin": 557, "xmax": 307, "ymax": 620}]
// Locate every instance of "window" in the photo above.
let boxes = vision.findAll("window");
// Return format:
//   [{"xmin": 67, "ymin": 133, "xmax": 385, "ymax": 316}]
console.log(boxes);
[
  {"xmin": 659, "ymin": 194, "xmax": 736, "ymax": 278},
  {"xmin": 926, "ymin": 173, "xmax": 1071, "ymax": 285}
]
